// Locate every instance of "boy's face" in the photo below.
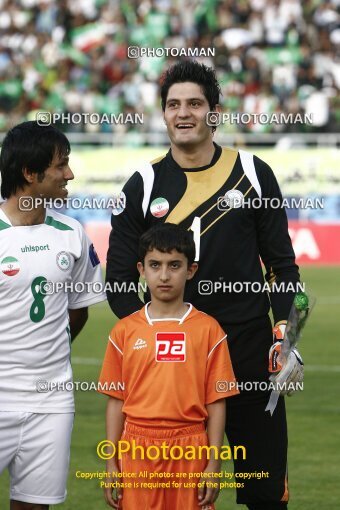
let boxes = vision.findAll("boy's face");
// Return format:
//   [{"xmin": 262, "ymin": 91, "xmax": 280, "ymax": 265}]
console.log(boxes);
[
  {"xmin": 163, "ymin": 82, "xmax": 220, "ymax": 150},
  {"xmin": 137, "ymin": 248, "xmax": 198, "ymax": 303}
]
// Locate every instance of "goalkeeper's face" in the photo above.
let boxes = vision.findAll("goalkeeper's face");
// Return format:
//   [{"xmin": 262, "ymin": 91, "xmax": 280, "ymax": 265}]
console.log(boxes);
[{"xmin": 163, "ymin": 82, "xmax": 216, "ymax": 151}]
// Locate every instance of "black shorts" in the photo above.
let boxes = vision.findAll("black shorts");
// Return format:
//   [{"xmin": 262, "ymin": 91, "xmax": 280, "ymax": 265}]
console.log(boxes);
[{"xmin": 222, "ymin": 316, "xmax": 288, "ymax": 508}]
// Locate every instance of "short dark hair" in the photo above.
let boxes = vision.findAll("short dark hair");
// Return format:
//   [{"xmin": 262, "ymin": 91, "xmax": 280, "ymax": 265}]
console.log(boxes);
[
  {"xmin": 160, "ymin": 60, "xmax": 221, "ymax": 112},
  {"xmin": 138, "ymin": 223, "xmax": 196, "ymax": 266},
  {"xmin": 0, "ymin": 121, "xmax": 70, "ymax": 199}
]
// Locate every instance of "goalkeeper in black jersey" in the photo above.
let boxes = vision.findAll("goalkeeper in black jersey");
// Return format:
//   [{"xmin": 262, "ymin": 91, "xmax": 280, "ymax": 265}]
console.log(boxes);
[{"xmin": 106, "ymin": 61, "xmax": 302, "ymax": 510}]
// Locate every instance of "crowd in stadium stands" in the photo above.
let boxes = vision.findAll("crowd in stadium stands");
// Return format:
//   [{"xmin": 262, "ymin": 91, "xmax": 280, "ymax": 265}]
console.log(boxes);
[{"xmin": 0, "ymin": 0, "xmax": 339, "ymax": 138}]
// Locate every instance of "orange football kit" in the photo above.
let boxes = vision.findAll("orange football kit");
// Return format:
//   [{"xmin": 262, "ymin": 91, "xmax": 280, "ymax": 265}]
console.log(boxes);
[{"xmin": 99, "ymin": 303, "xmax": 239, "ymax": 509}]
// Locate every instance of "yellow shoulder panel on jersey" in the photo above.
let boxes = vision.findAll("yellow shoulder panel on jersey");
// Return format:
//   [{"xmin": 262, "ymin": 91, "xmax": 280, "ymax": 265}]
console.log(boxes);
[
  {"xmin": 151, "ymin": 154, "xmax": 167, "ymax": 165},
  {"xmin": 166, "ymin": 147, "xmax": 238, "ymax": 225}
]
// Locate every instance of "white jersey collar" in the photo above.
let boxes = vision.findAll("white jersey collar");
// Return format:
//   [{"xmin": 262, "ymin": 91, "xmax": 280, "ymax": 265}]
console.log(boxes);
[{"xmin": 144, "ymin": 302, "xmax": 193, "ymax": 325}]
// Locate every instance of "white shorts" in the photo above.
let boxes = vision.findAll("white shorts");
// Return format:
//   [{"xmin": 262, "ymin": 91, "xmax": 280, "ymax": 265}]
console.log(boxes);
[{"xmin": 0, "ymin": 411, "xmax": 74, "ymax": 505}]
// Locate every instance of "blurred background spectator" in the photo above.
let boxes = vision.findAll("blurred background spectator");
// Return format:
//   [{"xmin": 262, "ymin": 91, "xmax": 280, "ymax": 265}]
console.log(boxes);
[{"xmin": 0, "ymin": 0, "xmax": 339, "ymax": 137}]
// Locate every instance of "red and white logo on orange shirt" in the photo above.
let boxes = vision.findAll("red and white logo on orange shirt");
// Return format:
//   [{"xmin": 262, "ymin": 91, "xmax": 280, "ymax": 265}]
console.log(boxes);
[{"xmin": 155, "ymin": 332, "xmax": 186, "ymax": 362}]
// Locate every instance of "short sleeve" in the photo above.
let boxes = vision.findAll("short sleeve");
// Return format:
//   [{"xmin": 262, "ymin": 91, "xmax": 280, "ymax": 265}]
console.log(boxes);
[
  {"xmin": 205, "ymin": 322, "xmax": 239, "ymax": 404},
  {"xmin": 68, "ymin": 226, "xmax": 106, "ymax": 309}
]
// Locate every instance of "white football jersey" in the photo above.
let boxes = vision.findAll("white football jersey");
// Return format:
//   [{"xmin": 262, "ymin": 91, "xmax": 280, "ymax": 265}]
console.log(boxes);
[{"xmin": 0, "ymin": 207, "xmax": 106, "ymax": 413}]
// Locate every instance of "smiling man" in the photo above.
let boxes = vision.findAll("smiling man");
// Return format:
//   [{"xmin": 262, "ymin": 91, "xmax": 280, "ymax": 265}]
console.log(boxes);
[
  {"xmin": 162, "ymin": 80, "xmax": 220, "ymax": 166},
  {"xmin": 106, "ymin": 61, "xmax": 302, "ymax": 510},
  {"xmin": 0, "ymin": 121, "xmax": 106, "ymax": 510}
]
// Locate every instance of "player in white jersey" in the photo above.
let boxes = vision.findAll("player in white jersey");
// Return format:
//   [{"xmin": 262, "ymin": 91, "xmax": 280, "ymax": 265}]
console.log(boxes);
[{"xmin": 0, "ymin": 121, "xmax": 106, "ymax": 510}]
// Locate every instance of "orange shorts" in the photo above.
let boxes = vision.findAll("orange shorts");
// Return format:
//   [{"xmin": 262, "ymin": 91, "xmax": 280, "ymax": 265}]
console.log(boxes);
[{"xmin": 118, "ymin": 422, "xmax": 215, "ymax": 510}]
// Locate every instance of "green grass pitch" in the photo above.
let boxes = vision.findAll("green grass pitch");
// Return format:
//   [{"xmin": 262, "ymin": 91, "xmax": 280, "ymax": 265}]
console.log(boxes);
[{"xmin": 1, "ymin": 266, "xmax": 339, "ymax": 509}]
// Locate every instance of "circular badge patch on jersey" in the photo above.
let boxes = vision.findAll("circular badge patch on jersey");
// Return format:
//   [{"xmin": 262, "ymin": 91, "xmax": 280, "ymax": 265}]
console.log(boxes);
[
  {"xmin": 150, "ymin": 197, "xmax": 169, "ymax": 218},
  {"xmin": 1, "ymin": 256, "xmax": 20, "ymax": 276},
  {"xmin": 111, "ymin": 191, "xmax": 126, "ymax": 216},
  {"xmin": 56, "ymin": 251, "xmax": 71, "ymax": 271},
  {"xmin": 224, "ymin": 189, "xmax": 244, "ymax": 208}
]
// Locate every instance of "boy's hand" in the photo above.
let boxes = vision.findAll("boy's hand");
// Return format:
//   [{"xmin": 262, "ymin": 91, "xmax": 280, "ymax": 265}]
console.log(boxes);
[
  {"xmin": 198, "ymin": 462, "xmax": 221, "ymax": 507},
  {"xmin": 104, "ymin": 461, "xmax": 123, "ymax": 509}
]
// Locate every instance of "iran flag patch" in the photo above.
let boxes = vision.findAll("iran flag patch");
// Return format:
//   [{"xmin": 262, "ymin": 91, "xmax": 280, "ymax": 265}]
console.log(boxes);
[
  {"xmin": 1, "ymin": 256, "xmax": 20, "ymax": 276},
  {"xmin": 150, "ymin": 197, "xmax": 169, "ymax": 218}
]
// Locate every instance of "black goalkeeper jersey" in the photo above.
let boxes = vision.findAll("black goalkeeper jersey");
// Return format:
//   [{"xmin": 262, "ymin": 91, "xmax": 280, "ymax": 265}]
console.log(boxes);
[{"xmin": 106, "ymin": 144, "xmax": 300, "ymax": 325}]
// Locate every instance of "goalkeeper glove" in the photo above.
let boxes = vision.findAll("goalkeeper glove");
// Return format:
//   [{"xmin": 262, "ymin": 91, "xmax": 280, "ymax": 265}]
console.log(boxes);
[
  {"xmin": 269, "ymin": 322, "xmax": 287, "ymax": 373},
  {"xmin": 270, "ymin": 350, "xmax": 304, "ymax": 396},
  {"xmin": 269, "ymin": 321, "xmax": 304, "ymax": 396}
]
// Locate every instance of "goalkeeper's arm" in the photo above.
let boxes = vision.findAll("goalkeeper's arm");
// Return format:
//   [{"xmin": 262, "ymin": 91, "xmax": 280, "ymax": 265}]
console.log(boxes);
[{"xmin": 106, "ymin": 172, "xmax": 146, "ymax": 319}]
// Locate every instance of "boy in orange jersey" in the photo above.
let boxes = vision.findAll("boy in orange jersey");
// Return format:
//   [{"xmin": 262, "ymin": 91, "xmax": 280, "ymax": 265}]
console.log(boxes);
[{"xmin": 98, "ymin": 223, "xmax": 239, "ymax": 510}]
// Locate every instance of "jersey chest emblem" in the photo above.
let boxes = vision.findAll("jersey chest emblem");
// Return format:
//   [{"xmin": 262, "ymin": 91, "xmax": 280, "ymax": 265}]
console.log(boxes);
[
  {"xmin": 155, "ymin": 332, "xmax": 186, "ymax": 362},
  {"xmin": 221, "ymin": 189, "xmax": 244, "ymax": 209},
  {"xmin": 133, "ymin": 338, "xmax": 147, "ymax": 350},
  {"xmin": 56, "ymin": 251, "xmax": 71, "ymax": 271}
]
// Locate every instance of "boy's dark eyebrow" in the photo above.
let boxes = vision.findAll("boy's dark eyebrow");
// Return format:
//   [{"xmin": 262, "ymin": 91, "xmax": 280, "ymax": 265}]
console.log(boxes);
[
  {"xmin": 147, "ymin": 258, "xmax": 183, "ymax": 263},
  {"xmin": 166, "ymin": 97, "xmax": 204, "ymax": 104}
]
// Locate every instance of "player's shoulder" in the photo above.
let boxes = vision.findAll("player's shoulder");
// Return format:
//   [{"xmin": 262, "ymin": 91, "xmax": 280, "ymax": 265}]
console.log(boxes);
[
  {"xmin": 221, "ymin": 146, "xmax": 239, "ymax": 159},
  {"xmin": 45, "ymin": 209, "xmax": 84, "ymax": 234},
  {"xmin": 129, "ymin": 153, "xmax": 168, "ymax": 179},
  {"xmin": 232, "ymin": 147, "xmax": 273, "ymax": 175},
  {"xmin": 0, "ymin": 206, "xmax": 10, "ymax": 231},
  {"xmin": 222, "ymin": 146, "xmax": 275, "ymax": 196},
  {"xmin": 110, "ymin": 308, "xmax": 144, "ymax": 335},
  {"xmin": 150, "ymin": 153, "xmax": 167, "ymax": 168},
  {"xmin": 190, "ymin": 307, "xmax": 225, "ymax": 332}
]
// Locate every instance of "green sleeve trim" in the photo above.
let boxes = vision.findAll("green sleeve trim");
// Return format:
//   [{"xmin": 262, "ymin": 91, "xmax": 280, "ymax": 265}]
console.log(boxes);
[
  {"xmin": 0, "ymin": 219, "xmax": 11, "ymax": 230},
  {"xmin": 45, "ymin": 215, "xmax": 73, "ymax": 231}
]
